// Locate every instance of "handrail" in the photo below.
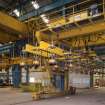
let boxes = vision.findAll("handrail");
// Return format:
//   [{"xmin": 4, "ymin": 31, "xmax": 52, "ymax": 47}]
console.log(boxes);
[{"xmin": 33, "ymin": 1, "xmax": 104, "ymax": 30}]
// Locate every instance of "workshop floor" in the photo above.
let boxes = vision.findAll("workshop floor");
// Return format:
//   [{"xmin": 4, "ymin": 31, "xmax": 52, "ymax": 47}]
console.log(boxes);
[{"xmin": 0, "ymin": 87, "xmax": 105, "ymax": 105}]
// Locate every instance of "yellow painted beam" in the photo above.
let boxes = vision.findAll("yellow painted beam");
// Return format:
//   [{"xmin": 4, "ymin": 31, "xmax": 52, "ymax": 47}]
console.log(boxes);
[
  {"xmin": 35, "ymin": 31, "xmax": 51, "ymax": 43},
  {"xmin": 36, "ymin": 11, "xmax": 89, "ymax": 42},
  {"xmin": 11, "ymin": 57, "xmax": 33, "ymax": 65},
  {"xmin": 0, "ymin": 57, "xmax": 34, "ymax": 68},
  {"xmin": 23, "ymin": 44, "xmax": 50, "ymax": 57},
  {"xmin": 0, "ymin": 12, "xmax": 28, "ymax": 35},
  {"xmin": 58, "ymin": 21, "xmax": 105, "ymax": 40},
  {"xmin": 35, "ymin": 31, "xmax": 42, "ymax": 43},
  {"xmin": 36, "ymin": 12, "xmax": 105, "ymax": 47},
  {"xmin": 36, "ymin": 22, "xmax": 105, "ymax": 48},
  {"xmin": 48, "ymin": 11, "xmax": 88, "ymax": 29},
  {"xmin": 23, "ymin": 41, "xmax": 64, "ymax": 57},
  {"xmin": 66, "ymin": 34, "xmax": 105, "ymax": 47},
  {"xmin": 39, "ymin": 41, "xmax": 64, "ymax": 56},
  {"xmin": 35, "ymin": 11, "xmax": 89, "ymax": 43}
]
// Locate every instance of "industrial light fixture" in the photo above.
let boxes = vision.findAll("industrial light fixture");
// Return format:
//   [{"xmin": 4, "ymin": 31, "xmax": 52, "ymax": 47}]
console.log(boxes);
[
  {"xmin": 0, "ymin": 43, "xmax": 3, "ymax": 46},
  {"xmin": 33, "ymin": 60, "xmax": 40, "ymax": 68},
  {"xmin": 49, "ymin": 40, "xmax": 56, "ymax": 49},
  {"xmin": 49, "ymin": 54, "xmax": 57, "ymax": 66},
  {"xmin": 64, "ymin": 48, "xmax": 72, "ymax": 56},
  {"xmin": 9, "ymin": 41, "xmax": 13, "ymax": 44},
  {"xmin": 31, "ymin": 1, "xmax": 49, "ymax": 24},
  {"xmin": 69, "ymin": 62, "xmax": 73, "ymax": 67},
  {"xmin": 13, "ymin": 9, "xmax": 20, "ymax": 17},
  {"xmin": 31, "ymin": 1, "xmax": 39, "ymax": 9},
  {"xmin": 54, "ymin": 64, "xmax": 59, "ymax": 69},
  {"xmin": 32, "ymin": 51, "xmax": 40, "ymax": 69},
  {"xmin": 49, "ymin": 58, "xmax": 57, "ymax": 66},
  {"xmin": 82, "ymin": 48, "xmax": 87, "ymax": 54},
  {"xmin": 40, "ymin": 14, "xmax": 49, "ymax": 24},
  {"xmin": 20, "ymin": 51, "xmax": 26, "ymax": 67},
  {"xmin": 20, "ymin": 61, "xmax": 25, "ymax": 66},
  {"xmin": 69, "ymin": 48, "xmax": 72, "ymax": 55}
]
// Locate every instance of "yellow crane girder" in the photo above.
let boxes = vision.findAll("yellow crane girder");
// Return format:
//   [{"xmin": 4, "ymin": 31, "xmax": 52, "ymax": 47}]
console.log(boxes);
[
  {"xmin": 58, "ymin": 22, "xmax": 105, "ymax": 40},
  {"xmin": 23, "ymin": 41, "xmax": 64, "ymax": 57},
  {"xmin": 0, "ymin": 12, "xmax": 29, "ymax": 43},
  {"xmin": 64, "ymin": 34, "xmax": 105, "ymax": 47},
  {"xmin": 0, "ymin": 12, "xmax": 28, "ymax": 34},
  {"xmin": 29, "ymin": 20, "xmax": 105, "ymax": 48},
  {"xmin": 0, "ymin": 57, "xmax": 34, "ymax": 69},
  {"xmin": 35, "ymin": 10, "xmax": 105, "ymax": 47},
  {"xmin": 0, "ymin": 10, "xmax": 105, "ymax": 47},
  {"xmin": 47, "ymin": 11, "xmax": 88, "ymax": 29}
]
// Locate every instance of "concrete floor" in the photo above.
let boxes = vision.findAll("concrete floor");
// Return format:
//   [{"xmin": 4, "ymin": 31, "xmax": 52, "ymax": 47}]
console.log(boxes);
[{"xmin": 0, "ymin": 87, "xmax": 105, "ymax": 105}]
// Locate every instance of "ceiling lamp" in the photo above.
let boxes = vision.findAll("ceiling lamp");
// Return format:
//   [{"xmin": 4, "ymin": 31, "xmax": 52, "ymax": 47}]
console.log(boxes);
[
  {"xmin": 20, "ymin": 61, "xmax": 25, "ymax": 66},
  {"xmin": 13, "ymin": 9, "xmax": 20, "ymax": 17},
  {"xmin": 69, "ymin": 48, "xmax": 72, "ymax": 55},
  {"xmin": 54, "ymin": 64, "xmax": 59, "ymax": 69},
  {"xmin": 81, "ymin": 48, "xmax": 87, "ymax": 55},
  {"xmin": 0, "ymin": 43, "xmax": 3, "ymax": 46},
  {"xmin": 49, "ymin": 40, "xmax": 56, "ymax": 49},
  {"xmin": 49, "ymin": 58, "xmax": 56, "ymax": 66},
  {"xmin": 64, "ymin": 48, "xmax": 72, "ymax": 56},
  {"xmin": 33, "ymin": 60, "xmax": 40, "ymax": 69},
  {"xmin": 31, "ymin": 1, "xmax": 49, "ymax": 24},
  {"xmin": 31, "ymin": 1, "xmax": 39, "ymax": 9},
  {"xmin": 40, "ymin": 14, "xmax": 49, "ymax": 24},
  {"xmin": 69, "ymin": 63, "xmax": 73, "ymax": 67}
]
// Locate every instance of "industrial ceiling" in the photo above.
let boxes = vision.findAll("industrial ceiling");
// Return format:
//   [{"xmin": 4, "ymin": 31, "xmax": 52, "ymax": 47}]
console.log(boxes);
[{"xmin": 0, "ymin": 0, "xmax": 58, "ymax": 18}]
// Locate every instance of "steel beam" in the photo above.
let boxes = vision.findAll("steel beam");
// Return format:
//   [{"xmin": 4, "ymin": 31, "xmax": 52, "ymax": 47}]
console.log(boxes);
[
  {"xmin": 19, "ymin": 0, "xmax": 77, "ymax": 21},
  {"xmin": 0, "ymin": 12, "xmax": 28, "ymax": 35},
  {"xmin": 65, "ymin": 34, "xmax": 105, "ymax": 47},
  {"xmin": 36, "ymin": 20, "xmax": 105, "ymax": 48},
  {"xmin": 58, "ymin": 21, "xmax": 105, "ymax": 40},
  {"xmin": 23, "ymin": 41, "xmax": 64, "ymax": 57},
  {"xmin": 35, "ymin": 31, "xmax": 51, "ymax": 43}
]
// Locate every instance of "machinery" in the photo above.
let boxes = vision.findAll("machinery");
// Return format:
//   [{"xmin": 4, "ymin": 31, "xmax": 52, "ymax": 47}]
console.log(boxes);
[{"xmin": 0, "ymin": 0, "xmax": 105, "ymax": 100}]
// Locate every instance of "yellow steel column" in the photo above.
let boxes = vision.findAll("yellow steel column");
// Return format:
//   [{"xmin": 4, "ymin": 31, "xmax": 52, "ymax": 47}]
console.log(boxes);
[{"xmin": 35, "ymin": 31, "xmax": 42, "ymax": 43}]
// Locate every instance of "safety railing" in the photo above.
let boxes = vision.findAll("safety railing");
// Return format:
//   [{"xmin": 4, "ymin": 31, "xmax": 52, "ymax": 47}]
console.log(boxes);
[{"xmin": 26, "ymin": 0, "xmax": 105, "ymax": 31}]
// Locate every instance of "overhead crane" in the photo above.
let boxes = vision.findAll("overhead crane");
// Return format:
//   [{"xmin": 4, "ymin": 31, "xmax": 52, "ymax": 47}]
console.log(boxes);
[
  {"xmin": 0, "ymin": 0, "xmax": 105, "ymax": 96},
  {"xmin": 0, "ymin": 12, "xmax": 28, "ymax": 43},
  {"xmin": 1, "ymin": 0, "xmax": 105, "ymax": 69},
  {"xmin": 0, "ymin": 41, "xmax": 64, "ymax": 68},
  {"xmin": 0, "ymin": 12, "xmax": 27, "ymax": 34},
  {"xmin": 0, "ymin": 1, "xmax": 105, "ymax": 70},
  {"xmin": 0, "ymin": 0, "xmax": 105, "ymax": 47},
  {"xmin": 30, "ymin": 0, "xmax": 105, "ymax": 48}
]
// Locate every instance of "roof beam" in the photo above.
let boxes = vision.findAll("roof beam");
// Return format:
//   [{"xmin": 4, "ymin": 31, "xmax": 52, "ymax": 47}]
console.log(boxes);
[{"xmin": 19, "ymin": 0, "xmax": 77, "ymax": 21}]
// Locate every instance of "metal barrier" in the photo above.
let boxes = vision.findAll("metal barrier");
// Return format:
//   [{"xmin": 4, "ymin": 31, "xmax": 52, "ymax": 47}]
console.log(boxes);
[{"xmin": 26, "ymin": 0, "xmax": 105, "ymax": 31}]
